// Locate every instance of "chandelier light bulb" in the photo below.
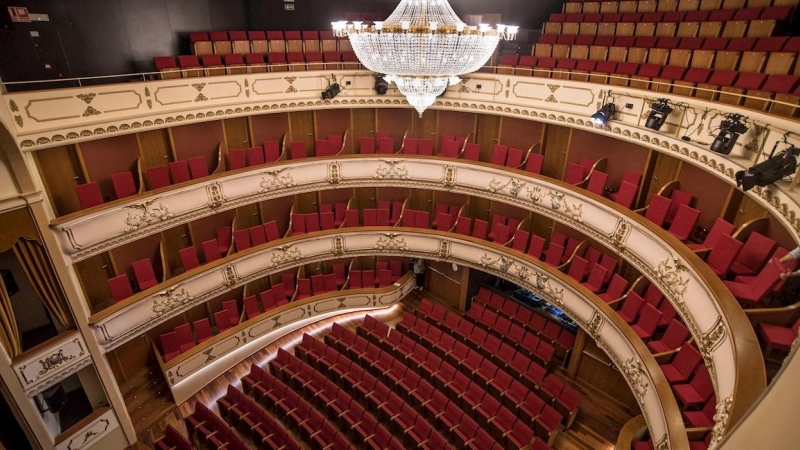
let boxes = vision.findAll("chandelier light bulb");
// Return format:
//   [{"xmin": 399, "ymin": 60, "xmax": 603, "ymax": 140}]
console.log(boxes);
[{"xmin": 334, "ymin": 0, "xmax": 517, "ymax": 116}]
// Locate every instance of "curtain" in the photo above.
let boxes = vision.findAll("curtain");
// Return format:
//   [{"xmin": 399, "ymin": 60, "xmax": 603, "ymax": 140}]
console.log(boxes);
[
  {"xmin": 12, "ymin": 239, "xmax": 75, "ymax": 330},
  {"xmin": 0, "ymin": 275, "xmax": 21, "ymax": 357}
]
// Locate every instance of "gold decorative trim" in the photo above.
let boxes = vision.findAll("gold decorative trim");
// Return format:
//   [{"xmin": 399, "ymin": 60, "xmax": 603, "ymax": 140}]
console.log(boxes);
[
  {"xmin": 709, "ymin": 396, "xmax": 733, "ymax": 449},
  {"xmin": 374, "ymin": 160, "xmax": 410, "ymax": 179},
  {"xmin": 375, "ymin": 233, "xmax": 408, "ymax": 251},
  {"xmin": 620, "ymin": 357, "xmax": 649, "ymax": 403},
  {"xmin": 259, "ymin": 168, "xmax": 295, "ymax": 192},
  {"xmin": 124, "ymin": 199, "xmax": 173, "ymax": 232},
  {"xmin": 152, "ymin": 286, "xmax": 193, "ymax": 317}
]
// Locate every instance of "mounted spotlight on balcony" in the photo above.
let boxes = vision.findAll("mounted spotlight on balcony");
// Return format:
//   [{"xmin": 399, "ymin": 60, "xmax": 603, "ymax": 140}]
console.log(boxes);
[
  {"xmin": 645, "ymin": 98, "xmax": 674, "ymax": 131},
  {"xmin": 735, "ymin": 141, "xmax": 799, "ymax": 192},
  {"xmin": 710, "ymin": 113, "xmax": 749, "ymax": 155},
  {"xmin": 322, "ymin": 74, "xmax": 342, "ymax": 100},
  {"xmin": 374, "ymin": 75, "xmax": 389, "ymax": 95},
  {"xmin": 590, "ymin": 103, "xmax": 616, "ymax": 125}
]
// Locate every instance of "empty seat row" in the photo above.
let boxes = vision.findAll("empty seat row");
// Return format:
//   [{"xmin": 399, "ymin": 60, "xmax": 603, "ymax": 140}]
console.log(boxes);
[
  {"xmin": 536, "ymin": 34, "xmax": 800, "ymax": 53},
  {"xmin": 563, "ymin": 0, "xmax": 795, "ymax": 14},
  {"xmin": 190, "ymin": 30, "xmax": 354, "ymax": 56},
  {"xmin": 106, "ymin": 257, "xmax": 159, "ymax": 302},
  {"xmin": 155, "ymin": 51, "xmax": 360, "ymax": 78},
  {"xmin": 185, "ymin": 402, "xmax": 249, "ymax": 450},
  {"xmin": 228, "ymin": 141, "xmax": 281, "ymax": 169},
  {"xmin": 217, "ymin": 384, "xmax": 304, "ymax": 449}
]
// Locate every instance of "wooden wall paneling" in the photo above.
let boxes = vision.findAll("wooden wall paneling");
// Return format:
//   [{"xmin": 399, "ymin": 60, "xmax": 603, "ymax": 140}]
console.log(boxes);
[
  {"xmin": 490, "ymin": 201, "xmax": 531, "ymax": 222},
  {"xmin": 136, "ymin": 129, "xmax": 173, "ymax": 171},
  {"xmin": 567, "ymin": 130, "xmax": 650, "ymax": 190},
  {"xmin": 499, "ymin": 117, "xmax": 544, "ymax": 150},
  {"xmin": 182, "ymin": 303, "xmax": 210, "ymax": 330},
  {"xmin": 643, "ymin": 152, "xmax": 682, "ymax": 202},
  {"xmin": 160, "ymin": 224, "xmax": 192, "ymax": 278},
  {"xmin": 427, "ymin": 259, "xmax": 469, "ymax": 310},
  {"xmin": 304, "ymin": 262, "xmax": 324, "ymax": 277},
  {"xmin": 636, "ymin": 149, "xmax": 657, "ymax": 209},
  {"xmin": 411, "ymin": 110, "xmax": 439, "ymax": 149},
  {"xmin": 107, "ymin": 350, "xmax": 125, "ymax": 384},
  {"xmin": 475, "ymin": 114, "xmax": 502, "ymax": 163},
  {"xmin": 33, "ymin": 145, "xmax": 84, "ymax": 216},
  {"xmin": 722, "ymin": 188, "xmax": 744, "ymax": 224},
  {"xmin": 376, "ymin": 108, "xmax": 413, "ymax": 151},
  {"xmin": 315, "ymin": 109, "xmax": 351, "ymax": 149},
  {"xmin": 540, "ymin": 124, "xmax": 572, "ymax": 180},
  {"xmin": 320, "ymin": 188, "xmax": 355, "ymax": 206},
  {"xmin": 189, "ymin": 210, "xmax": 237, "ymax": 258},
  {"xmin": 376, "ymin": 187, "xmax": 412, "ymax": 203},
  {"xmin": 258, "ymin": 196, "xmax": 295, "ymax": 236},
  {"xmin": 407, "ymin": 188, "xmax": 433, "ymax": 213},
  {"xmin": 109, "ymin": 335, "xmax": 150, "ymax": 381},
  {"xmin": 576, "ymin": 339, "xmax": 639, "ymax": 410},
  {"xmin": 566, "ymin": 328, "xmax": 588, "ymax": 379},
  {"xmin": 235, "ymin": 204, "xmax": 262, "ymax": 231},
  {"xmin": 530, "ymin": 214, "xmax": 555, "ymax": 240},
  {"xmin": 732, "ymin": 194, "xmax": 769, "ymax": 227},
  {"xmin": 351, "ymin": 187, "xmax": 376, "ymax": 211},
  {"xmin": 222, "ymin": 117, "xmax": 251, "ymax": 153},
  {"xmin": 349, "ymin": 109, "xmax": 376, "ymax": 154},
  {"xmin": 244, "ymin": 276, "xmax": 272, "ymax": 300},
  {"xmin": 469, "ymin": 196, "xmax": 493, "ymax": 223},
  {"xmin": 437, "ymin": 110, "xmax": 478, "ymax": 143},
  {"xmin": 293, "ymin": 193, "xmax": 319, "ymax": 214},
  {"xmin": 75, "ymin": 254, "xmax": 115, "ymax": 314},
  {"xmin": 288, "ymin": 111, "xmax": 316, "ymax": 157},
  {"xmin": 205, "ymin": 289, "xmax": 244, "ymax": 326},
  {"xmin": 432, "ymin": 192, "xmax": 469, "ymax": 210},
  {"xmin": 77, "ymin": 134, "xmax": 141, "ymax": 201},
  {"xmin": 674, "ymin": 163, "xmax": 731, "ymax": 231},
  {"xmin": 249, "ymin": 112, "xmax": 290, "ymax": 147},
  {"xmin": 169, "ymin": 121, "xmax": 225, "ymax": 174},
  {"xmin": 110, "ymin": 234, "xmax": 163, "ymax": 287}
]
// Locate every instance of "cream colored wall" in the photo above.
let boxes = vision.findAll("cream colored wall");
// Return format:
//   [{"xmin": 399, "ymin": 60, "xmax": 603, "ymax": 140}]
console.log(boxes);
[{"xmin": 719, "ymin": 344, "xmax": 800, "ymax": 449}]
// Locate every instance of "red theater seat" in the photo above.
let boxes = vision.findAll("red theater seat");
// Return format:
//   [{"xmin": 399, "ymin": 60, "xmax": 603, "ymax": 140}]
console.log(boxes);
[
  {"xmin": 75, "ymin": 182, "xmax": 104, "ymax": 209},
  {"xmin": 132, "ymin": 258, "xmax": 158, "ymax": 290},
  {"xmin": 111, "ymin": 172, "xmax": 137, "ymax": 199}
]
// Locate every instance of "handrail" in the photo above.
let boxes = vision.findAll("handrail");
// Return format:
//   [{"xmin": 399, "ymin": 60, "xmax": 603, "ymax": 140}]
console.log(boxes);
[{"xmin": 4, "ymin": 63, "xmax": 800, "ymax": 111}]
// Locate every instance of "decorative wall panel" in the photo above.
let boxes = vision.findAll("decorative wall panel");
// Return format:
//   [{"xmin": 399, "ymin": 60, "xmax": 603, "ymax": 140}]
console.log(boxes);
[{"xmin": 12, "ymin": 332, "xmax": 92, "ymax": 397}]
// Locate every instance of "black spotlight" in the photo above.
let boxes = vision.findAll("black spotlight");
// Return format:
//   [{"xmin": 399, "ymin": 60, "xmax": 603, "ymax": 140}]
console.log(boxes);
[
  {"xmin": 645, "ymin": 98, "xmax": 674, "ymax": 131},
  {"xmin": 374, "ymin": 76, "xmax": 388, "ymax": 95},
  {"xmin": 322, "ymin": 83, "xmax": 341, "ymax": 100},
  {"xmin": 735, "ymin": 144, "xmax": 800, "ymax": 192},
  {"xmin": 710, "ymin": 113, "xmax": 749, "ymax": 155},
  {"xmin": 590, "ymin": 103, "xmax": 616, "ymax": 125}
]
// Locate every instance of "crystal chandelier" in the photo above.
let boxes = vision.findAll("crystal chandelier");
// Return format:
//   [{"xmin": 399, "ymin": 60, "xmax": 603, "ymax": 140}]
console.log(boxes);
[{"xmin": 333, "ymin": 0, "xmax": 518, "ymax": 116}]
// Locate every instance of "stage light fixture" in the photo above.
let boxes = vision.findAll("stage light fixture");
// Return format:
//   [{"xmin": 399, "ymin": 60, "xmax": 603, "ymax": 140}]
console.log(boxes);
[
  {"xmin": 374, "ymin": 75, "xmax": 388, "ymax": 95},
  {"xmin": 322, "ymin": 74, "xmax": 342, "ymax": 100},
  {"xmin": 710, "ymin": 113, "xmax": 749, "ymax": 155},
  {"xmin": 645, "ymin": 98, "xmax": 674, "ymax": 131},
  {"xmin": 735, "ymin": 143, "xmax": 799, "ymax": 192},
  {"xmin": 590, "ymin": 103, "xmax": 616, "ymax": 125}
]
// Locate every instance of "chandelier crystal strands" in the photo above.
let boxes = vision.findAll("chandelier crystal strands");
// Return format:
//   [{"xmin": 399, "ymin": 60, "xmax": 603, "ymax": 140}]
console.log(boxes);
[{"xmin": 333, "ymin": 0, "xmax": 518, "ymax": 116}]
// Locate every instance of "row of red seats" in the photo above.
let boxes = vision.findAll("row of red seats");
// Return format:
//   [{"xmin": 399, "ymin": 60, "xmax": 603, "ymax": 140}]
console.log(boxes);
[
  {"xmin": 159, "ymin": 318, "xmax": 214, "ymax": 362},
  {"xmin": 217, "ymin": 385, "xmax": 304, "ymax": 449},
  {"xmin": 177, "ymin": 226, "xmax": 231, "ymax": 273},
  {"xmin": 228, "ymin": 141, "xmax": 281, "ymax": 169},
  {"xmin": 391, "ymin": 308, "xmax": 566, "ymax": 444},
  {"xmin": 286, "ymin": 211, "xmax": 340, "ymax": 237},
  {"xmin": 272, "ymin": 346, "xmax": 449, "ymax": 449},
  {"xmin": 475, "ymin": 288, "xmax": 580, "ymax": 350},
  {"xmin": 75, "ymin": 156, "xmax": 215, "ymax": 210},
  {"xmin": 453, "ymin": 214, "xmax": 524, "ymax": 245},
  {"xmin": 562, "ymin": 0, "xmax": 783, "ymax": 12},
  {"xmin": 153, "ymin": 425, "xmax": 193, "ymax": 450},
  {"xmin": 243, "ymin": 361, "xmax": 400, "ymax": 449},
  {"xmin": 614, "ymin": 284, "xmax": 678, "ymax": 340},
  {"xmin": 155, "ymin": 51, "xmax": 360, "ymax": 76},
  {"xmin": 360, "ymin": 316, "xmax": 559, "ymax": 448},
  {"xmin": 536, "ymin": 34, "xmax": 800, "ymax": 54},
  {"xmin": 189, "ymin": 30, "xmax": 354, "ymax": 54},
  {"xmin": 106, "ymin": 257, "xmax": 159, "ymax": 302},
  {"xmin": 547, "ymin": 6, "xmax": 793, "ymax": 24},
  {"xmin": 326, "ymin": 321, "xmax": 549, "ymax": 449},
  {"xmin": 185, "ymin": 402, "xmax": 248, "ymax": 450},
  {"xmin": 349, "ymin": 260, "xmax": 405, "ymax": 289}
]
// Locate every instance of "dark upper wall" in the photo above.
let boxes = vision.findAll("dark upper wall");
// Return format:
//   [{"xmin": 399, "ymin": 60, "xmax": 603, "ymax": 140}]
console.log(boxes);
[{"xmin": 0, "ymin": 0, "xmax": 557, "ymax": 85}]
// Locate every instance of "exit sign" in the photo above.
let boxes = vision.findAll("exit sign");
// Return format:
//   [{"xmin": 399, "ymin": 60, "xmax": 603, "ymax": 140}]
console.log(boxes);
[
  {"xmin": 284, "ymin": 4, "xmax": 294, "ymax": 10},
  {"xmin": 8, "ymin": 6, "xmax": 30, "ymax": 22}
]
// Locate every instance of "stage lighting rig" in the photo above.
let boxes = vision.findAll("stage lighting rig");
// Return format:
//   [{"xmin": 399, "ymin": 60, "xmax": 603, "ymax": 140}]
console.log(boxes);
[
  {"xmin": 374, "ymin": 75, "xmax": 388, "ymax": 95},
  {"xmin": 645, "ymin": 98, "xmax": 674, "ymax": 131},
  {"xmin": 322, "ymin": 74, "xmax": 342, "ymax": 100},
  {"xmin": 710, "ymin": 113, "xmax": 749, "ymax": 155},
  {"xmin": 590, "ymin": 103, "xmax": 616, "ymax": 125},
  {"xmin": 735, "ymin": 141, "xmax": 800, "ymax": 192}
]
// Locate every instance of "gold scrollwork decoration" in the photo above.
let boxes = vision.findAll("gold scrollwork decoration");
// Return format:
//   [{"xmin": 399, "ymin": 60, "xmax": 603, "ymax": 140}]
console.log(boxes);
[
  {"xmin": 611, "ymin": 219, "xmax": 631, "ymax": 250},
  {"xmin": 326, "ymin": 162, "xmax": 342, "ymax": 185},
  {"xmin": 376, "ymin": 233, "xmax": 408, "ymax": 251},
  {"xmin": 620, "ymin": 357, "xmax": 649, "ymax": 403},
  {"xmin": 38, "ymin": 350, "xmax": 76, "ymax": 376},
  {"xmin": 259, "ymin": 168, "xmax": 295, "ymax": 192},
  {"xmin": 656, "ymin": 257, "xmax": 689, "ymax": 300},
  {"xmin": 331, "ymin": 236, "xmax": 346, "ymax": 257},
  {"xmin": 124, "ymin": 199, "xmax": 174, "ymax": 232},
  {"xmin": 270, "ymin": 245, "xmax": 303, "ymax": 267},
  {"xmin": 438, "ymin": 240, "xmax": 452, "ymax": 260},
  {"xmin": 206, "ymin": 182, "xmax": 225, "ymax": 209},
  {"xmin": 375, "ymin": 160, "xmax": 411, "ymax": 180},
  {"xmin": 709, "ymin": 396, "xmax": 733, "ymax": 449},
  {"xmin": 152, "ymin": 286, "xmax": 193, "ymax": 317}
]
